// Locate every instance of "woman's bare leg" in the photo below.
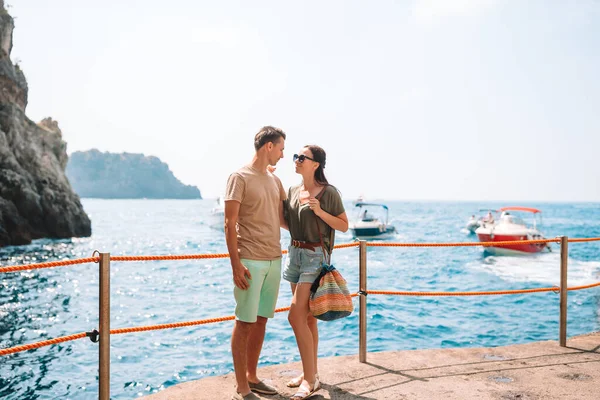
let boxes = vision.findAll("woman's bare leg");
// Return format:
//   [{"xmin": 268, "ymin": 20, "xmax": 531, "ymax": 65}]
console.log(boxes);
[{"xmin": 288, "ymin": 283, "xmax": 317, "ymax": 388}]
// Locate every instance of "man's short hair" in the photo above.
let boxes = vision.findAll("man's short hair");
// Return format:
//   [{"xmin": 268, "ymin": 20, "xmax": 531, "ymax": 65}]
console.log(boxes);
[{"xmin": 254, "ymin": 126, "xmax": 286, "ymax": 151}]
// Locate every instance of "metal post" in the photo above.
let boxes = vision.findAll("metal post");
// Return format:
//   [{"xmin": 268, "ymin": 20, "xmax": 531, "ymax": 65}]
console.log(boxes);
[
  {"xmin": 99, "ymin": 253, "xmax": 111, "ymax": 399},
  {"xmin": 559, "ymin": 237, "xmax": 568, "ymax": 347},
  {"xmin": 359, "ymin": 240, "xmax": 367, "ymax": 363}
]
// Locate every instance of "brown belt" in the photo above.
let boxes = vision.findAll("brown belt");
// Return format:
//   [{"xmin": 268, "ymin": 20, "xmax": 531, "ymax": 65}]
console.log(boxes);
[{"xmin": 291, "ymin": 240, "xmax": 321, "ymax": 251}]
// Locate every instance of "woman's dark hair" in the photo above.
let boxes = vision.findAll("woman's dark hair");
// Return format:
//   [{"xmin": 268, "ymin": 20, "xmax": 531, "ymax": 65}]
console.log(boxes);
[{"xmin": 304, "ymin": 145, "xmax": 328, "ymax": 186}]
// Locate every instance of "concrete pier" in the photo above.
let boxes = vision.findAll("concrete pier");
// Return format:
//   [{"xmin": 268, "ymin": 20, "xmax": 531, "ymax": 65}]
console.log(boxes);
[{"xmin": 145, "ymin": 332, "xmax": 600, "ymax": 399}]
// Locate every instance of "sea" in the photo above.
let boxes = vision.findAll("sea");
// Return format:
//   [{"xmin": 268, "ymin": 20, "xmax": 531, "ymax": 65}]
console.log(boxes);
[{"xmin": 1, "ymin": 199, "xmax": 599, "ymax": 399}]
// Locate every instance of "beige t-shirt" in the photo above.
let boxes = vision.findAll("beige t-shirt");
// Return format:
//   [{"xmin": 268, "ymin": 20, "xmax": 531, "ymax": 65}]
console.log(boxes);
[{"xmin": 225, "ymin": 165, "xmax": 286, "ymax": 260}]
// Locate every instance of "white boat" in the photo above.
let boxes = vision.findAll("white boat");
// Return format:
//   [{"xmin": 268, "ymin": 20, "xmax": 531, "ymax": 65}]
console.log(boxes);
[
  {"xmin": 349, "ymin": 202, "xmax": 396, "ymax": 240},
  {"xmin": 465, "ymin": 209, "xmax": 497, "ymax": 234},
  {"xmin": 475, "ymin": 206, "xmax": 550, "ymax": 255},
  {"xmin": 209, "ymin": 196, "xmax": 225, "ymax": 231},
  {"xmin": 465, "ymin": 218, "xmax": 481, "ymax": 234}
]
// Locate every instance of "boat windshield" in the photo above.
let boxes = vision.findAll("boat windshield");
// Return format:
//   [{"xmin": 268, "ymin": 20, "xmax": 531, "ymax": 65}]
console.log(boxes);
[
  {"xmin": 500, "ymin": 213, "xmax": 527, "ymax": 226},
  {"xmin": 355, "ymin": 207, "xmax": 385, "ymax": 223}
]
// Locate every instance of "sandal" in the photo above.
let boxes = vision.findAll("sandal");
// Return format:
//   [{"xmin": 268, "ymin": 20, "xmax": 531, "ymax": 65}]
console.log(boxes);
[
  {"xmin": 287, "ymin": 373, "xmax": 319, "ymax": 388},
  {"xmin": 290, "ymin": 377, "xmax": 320, "ymax": 400}
]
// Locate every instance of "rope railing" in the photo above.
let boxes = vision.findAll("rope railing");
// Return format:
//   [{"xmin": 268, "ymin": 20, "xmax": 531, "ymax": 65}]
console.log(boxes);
[
  {"xmin": 0, "ymin": 257, "xmax": 99, "ymax": 274},
  {"xmin": 0, "ymin": 332, "xmax": 88, "ymax": 357},
  {"xmin": 4, "ymin": 277, "xmax": 600, "ymax": 358},
  {"xmin": 0, "ymin": 242, "xmax": 361, "ymax": 273},
  {"xmin": 566, "ymin": 237, "xmax": 600, "ymax": 243},
  {"xmin": 110, "ymin": 253, "xmax": 230, "ymax": 262},
  {"xmin": 567, "ymin": 281, "xmax": 600, "ymax": 291},
  {"xmin": 2, "ymin": 238, "xmax": 599, "ymax": 273},
  {"xmin": 0, "ymin": 294, "xmax": 361, "ymax": 357},
  {"xmin": 364, "ymin": 281, "xmax": 600, "ymax": 297},
  {"xmin": 365, "ymin": 238, "xmax": 558, "ymax": 247},
  {"xmin": 366, "ymin": 237, "xmax": 600, "ymax": 247},
  {"xmin": 366, "ymin": 288, "xmax": 558, "ymax": 296},
  {"xmin": 1, "ymin": 233, "xmax": 599, "ymax": 400}
]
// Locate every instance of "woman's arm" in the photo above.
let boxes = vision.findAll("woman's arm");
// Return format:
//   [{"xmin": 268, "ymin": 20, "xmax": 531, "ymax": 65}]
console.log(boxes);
[{"xmin": 309, "ymin": 197, "xmax": 349, "ymax": 232}]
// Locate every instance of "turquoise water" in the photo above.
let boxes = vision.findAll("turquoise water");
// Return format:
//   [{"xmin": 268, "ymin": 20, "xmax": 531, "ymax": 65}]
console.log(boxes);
[{"xmin": 1, "ymin": 199, "xmax": 599, "ymax": 399}]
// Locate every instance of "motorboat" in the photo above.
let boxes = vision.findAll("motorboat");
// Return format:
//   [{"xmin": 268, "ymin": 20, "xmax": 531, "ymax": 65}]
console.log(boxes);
[
  {"xmin": 349, "ymin": 202, "xmax": 396, "ymax": 240},
  {"xmin": 475, "ymin": 206, "xmax": 550, "ymax": 255},
  {"xmin": 209, "ymin": 196, "xmax": 225, "ymax": 231}
]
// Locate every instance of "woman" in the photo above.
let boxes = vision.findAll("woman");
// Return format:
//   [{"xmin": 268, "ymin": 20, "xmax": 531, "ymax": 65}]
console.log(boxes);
[{"xmin": 283, "ymin": 145, "xmax": 348, "ymax": 399}]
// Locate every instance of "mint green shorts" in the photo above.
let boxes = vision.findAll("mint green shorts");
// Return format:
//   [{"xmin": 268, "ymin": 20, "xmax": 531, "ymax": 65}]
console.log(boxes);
[{"xmin": 234, "ymin": 258, "xmax": 282, "ymax": 323}]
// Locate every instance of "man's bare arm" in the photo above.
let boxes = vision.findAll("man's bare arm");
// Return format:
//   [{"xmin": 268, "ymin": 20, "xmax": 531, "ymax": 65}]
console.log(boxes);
[
  {"xmin": 224, "ymin": 200, "xmax": 251, "ymax": 290},
  {"xmin": 279, "ymin": 200, "xmax": 289, "ymax": 230}
]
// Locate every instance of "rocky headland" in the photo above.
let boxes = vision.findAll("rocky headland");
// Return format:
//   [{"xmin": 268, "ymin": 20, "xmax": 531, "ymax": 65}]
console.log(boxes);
[
  {"xmin": 66, "ymin": 150, "xmax": 202, "ymax": 199},
  {"xmin": 0, "ymin": 1, "xmax": 91, "ymax": 247}
]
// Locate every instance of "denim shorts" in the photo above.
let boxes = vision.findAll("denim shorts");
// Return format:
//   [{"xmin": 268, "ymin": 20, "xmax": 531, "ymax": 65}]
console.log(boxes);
[{"xmin": 283, "ymin": 246, "xmax": 324, "ymax": 285}]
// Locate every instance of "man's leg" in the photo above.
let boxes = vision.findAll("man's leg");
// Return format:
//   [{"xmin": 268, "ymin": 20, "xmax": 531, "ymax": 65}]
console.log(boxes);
[
  {"xmin": 233, "ymin": 259, "xmax": 267, "ymax": 395},
  {"xmin": 246, "ymin": 316, "xmax": 267, "ymax": 382},
  {"xmin": 247, "ymin": 258, "xmax": 281, "ymax": 383},
  {"xmin": 232, "ymin": 320, "xmax": 253, "ymax": 395}
]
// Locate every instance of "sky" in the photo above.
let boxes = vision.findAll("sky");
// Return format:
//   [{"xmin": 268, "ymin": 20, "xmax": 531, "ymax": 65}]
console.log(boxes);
[{"xmin": 7, "ymin": 0, "xmax": 600, "ymax": 202}]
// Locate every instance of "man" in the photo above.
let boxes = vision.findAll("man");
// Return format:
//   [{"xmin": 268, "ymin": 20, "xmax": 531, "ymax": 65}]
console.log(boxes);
[{"xmin": 224, "ymin": 126, "xmax": 287, "ymax": 400}]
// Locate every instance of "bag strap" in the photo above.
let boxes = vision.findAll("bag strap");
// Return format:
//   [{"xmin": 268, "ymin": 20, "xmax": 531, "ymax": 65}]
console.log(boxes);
[
  {"xmin": 314, "ymin": 185, "xmax": 332, "ymax": 265},
  {"xmin": 310, "ymin": 267, "xmax": 329, "ymax": 294}
]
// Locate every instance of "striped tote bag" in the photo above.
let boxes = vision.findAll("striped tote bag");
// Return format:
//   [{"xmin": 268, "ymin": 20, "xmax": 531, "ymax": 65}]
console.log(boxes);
[{"xmin": 309, "ymin": 264, "xmax": 353, "ymax": 321}]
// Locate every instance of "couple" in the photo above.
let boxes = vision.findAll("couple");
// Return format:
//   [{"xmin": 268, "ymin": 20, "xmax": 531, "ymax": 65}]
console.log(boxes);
[{"xmin": 224, "ymin": 126, "xmax": 348, "ymax": 400}]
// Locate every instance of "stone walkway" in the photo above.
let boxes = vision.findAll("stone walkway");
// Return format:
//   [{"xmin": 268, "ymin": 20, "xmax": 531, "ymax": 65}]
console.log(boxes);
[{"xmin": 145, "ymin": 332, "xmax": 600, "ymax": 399}]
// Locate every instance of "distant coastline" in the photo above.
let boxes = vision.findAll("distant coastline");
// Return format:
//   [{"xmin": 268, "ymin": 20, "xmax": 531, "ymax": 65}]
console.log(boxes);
[{"xmin": 66, "ymin": 149, "xmax": 202, "ymax": 200}]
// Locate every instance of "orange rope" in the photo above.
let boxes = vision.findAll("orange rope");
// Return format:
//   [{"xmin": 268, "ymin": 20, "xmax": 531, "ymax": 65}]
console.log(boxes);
[
  {"xmin": 0, "ymin": 257, "xmax": 98, "ymax": 274},
  {"xmin": 568, "ymin": 281, "xmax": 600, "ymax": 291},
  {"xmin": 1, "ymin": 237, "xmax": 597, "ymax": 273},
  {"xmin": 110, "ymin": 253, "xmax": 230, "ymax": 262},
  {"xmin": 366, "ymin": 237, "xmax": 600, "ymax": 247},
  {"xmin": 0, "ymin": 332, "xmax": 87, "ymax": 356},
  {"xmin": 366, "ymin": 288, "xmax": 558, "ymax": 296},
  {"xmin": 112, "ymin": 294, "xmax": 359, "ymax": 335},
  {"xmin": 366, "ymin": 239, "xmax": 557, "ymax": 247},
  {"xmin": 568, "ymin": 238, "xmax": 600, "ymax": 243},
  {"xmin": 0, "ymin": 243, "xmax": 360, "ymax": 273},
  {"xmin": 334, "ymin": 242, "xmax": 361, "ymax": 249},
  {"xmin": 0, "ymin": 294, "xmax": 361, "ymax": 356},
  {"xmin": 110, "ymin": 316, "xmax": 236, "ymax": 334},
  {"xmin": 4, "ymin": 238, "xmax": 599, "ymax": 272},
  {"xmin": 112, "ymin": 307, "xmax": 291, "ymax": 334},
  {"xmin": 366, "ymin": 282, "xmax": 600, "ymax": 296}
]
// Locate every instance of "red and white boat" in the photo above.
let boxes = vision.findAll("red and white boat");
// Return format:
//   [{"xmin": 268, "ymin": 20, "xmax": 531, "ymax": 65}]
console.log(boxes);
[{"xmin": 475, "ymin": 206, "xmax": 550, "ymax": 255}]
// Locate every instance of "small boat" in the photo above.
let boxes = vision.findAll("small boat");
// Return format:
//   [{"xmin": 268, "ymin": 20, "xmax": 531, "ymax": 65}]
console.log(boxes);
[
  {"xmin": 465, "ymin": 217, "xmax": 481, "ymax": 234},
  {"xmin": 209, "ymin": 196, "xmax": 225, "ymax": 231},
  {"xmin": 475, "ymin": 206, "xmax": 550, "ymax": 255},
  {"xmin": 465, "ymin": 209, "xmax": 497, "ymax": 234},
  {"xmin": 349, "ymin": 202, "xmax": 396, "ymax": 240}
]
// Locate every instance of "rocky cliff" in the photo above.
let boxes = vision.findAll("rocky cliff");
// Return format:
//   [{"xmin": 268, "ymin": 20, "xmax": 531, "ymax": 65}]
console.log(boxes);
[
  {"xmin": 0, "ymin": 2, "xmax": 91, "ymax": 247},
  {"xmin": 67, "ymin": 150, "xmax": 202, "ymax": 199}
]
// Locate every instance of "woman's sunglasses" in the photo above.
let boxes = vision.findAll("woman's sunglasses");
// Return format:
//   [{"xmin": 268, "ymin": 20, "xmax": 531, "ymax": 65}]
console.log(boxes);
[{"xmin": 293, "ymin": 154, "xmax": 315, "ymax": 163}]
